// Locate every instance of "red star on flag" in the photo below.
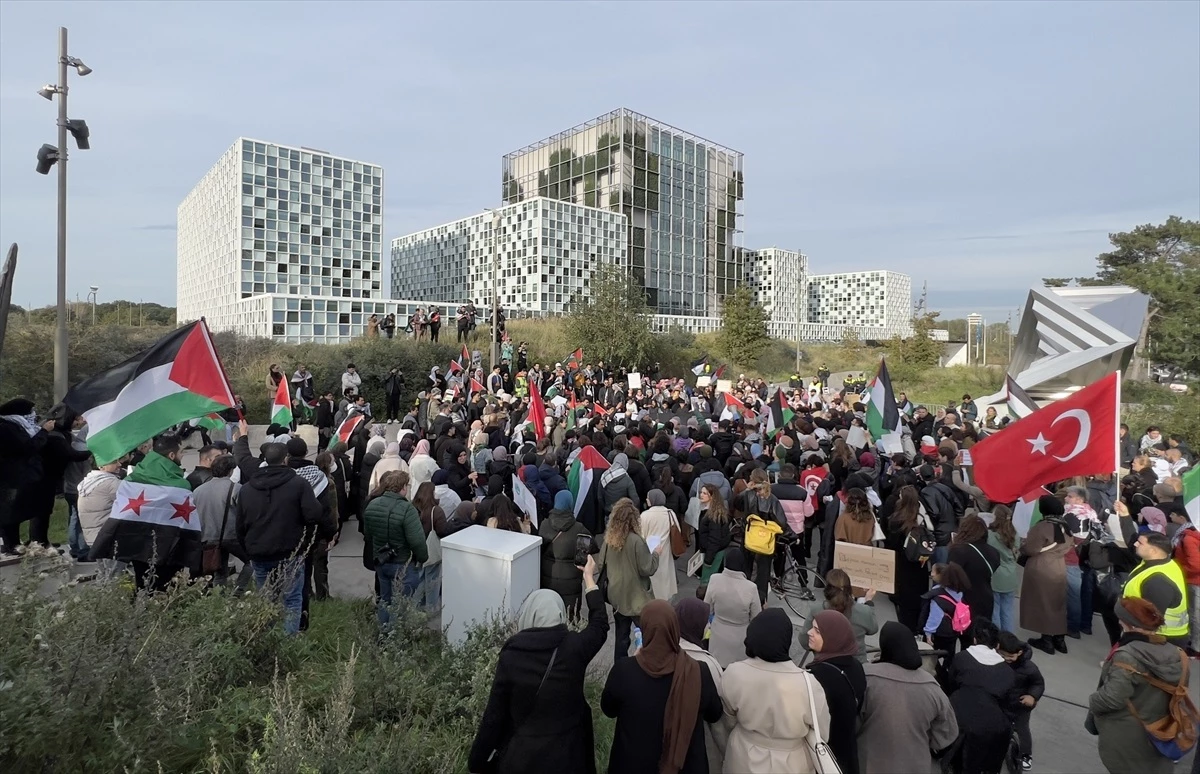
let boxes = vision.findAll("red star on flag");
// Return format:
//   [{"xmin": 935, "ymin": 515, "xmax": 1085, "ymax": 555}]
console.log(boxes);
[
  {"xmin": 170, "ymin": 497, "xmax": 196, "ymax": 524},
  {"xmin": 121, "ymin": 490, "xmax": 149, "ymax": 516}
]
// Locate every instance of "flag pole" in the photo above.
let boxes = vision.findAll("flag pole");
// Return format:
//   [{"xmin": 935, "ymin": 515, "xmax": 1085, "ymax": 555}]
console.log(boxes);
[{"xmin": 1113, "ymin": 369, "xmax": 1122, "ymax": 479}]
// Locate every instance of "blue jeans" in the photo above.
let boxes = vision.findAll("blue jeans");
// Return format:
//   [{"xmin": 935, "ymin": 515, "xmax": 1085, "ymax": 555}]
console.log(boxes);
[
  {"xmin": 1066, "ymin": 564, "xmax": 1082, "ymax": 633},
  {"xmin": 66, "ymin": 494, "xmax": 88, "ymax": 560},
  {"xmin": 933, "ymin": 545, "xmax": 950, "ymax": 566},
  {"xmin": 417, "ymin": 562, "xmax": 442, "ymax": 613},
  {"xmin": 376, "ymin": 562, "xmax": 422, "ymax": 628},
  {"xmin": 992, "ymin": 590, "xmax": 1016, "ymax": 633},
  {"xmin": 252, "ymin": 558, "xmax": 306, "ymax": 635}
]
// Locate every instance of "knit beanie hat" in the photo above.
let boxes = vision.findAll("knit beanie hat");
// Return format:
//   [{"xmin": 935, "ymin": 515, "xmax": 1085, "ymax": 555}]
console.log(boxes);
[{"xmin": 1114, "ymin": 597, "xmax": 1165, "ymax": 631}]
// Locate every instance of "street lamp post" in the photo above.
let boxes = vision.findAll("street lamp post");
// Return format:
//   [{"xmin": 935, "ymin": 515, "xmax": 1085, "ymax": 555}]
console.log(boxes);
[
  {"xmin": 486, "ymin": 209, "xmax": 499, "ymax": 373},
  {"xmin": 36, "ymin": 26, "xmax": 91, "ymax": 403},
  {"xmin": 87, "ymin": 285, "xmax": 98, "ymax": 326}
]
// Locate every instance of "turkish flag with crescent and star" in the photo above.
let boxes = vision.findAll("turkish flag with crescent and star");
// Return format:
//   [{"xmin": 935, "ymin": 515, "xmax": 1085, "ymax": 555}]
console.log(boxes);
[{"xmin": 972, "ymin": 372, "xmax": 1119, "ymax": 503}]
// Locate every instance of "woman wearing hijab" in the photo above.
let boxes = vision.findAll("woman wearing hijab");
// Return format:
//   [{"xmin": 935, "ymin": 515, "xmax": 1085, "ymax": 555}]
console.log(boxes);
[
  {"xmin": 703, "ymin": 549, "xmax": 762, "ymax": 668},
  {"xmin": 445, "ymin": 443, "xmax": 476, "ymax": 501},
  {"xmin": 639, "ymin": 489, "xmax": 680, "ymax": 602},
  {"xmin": 857, "ymin": 622, "xmax": 959, "ymax": 774},
  {"xmin": 469, "ymin": 560, "xmax": 609, "ymax": 774},
  {"xmin": 1020, "ymin": 495, "xmax": 1072, "ymax": 655},
  {"xmin": 519, "ymin": 463, "xmax": 553, "ymax": 523},
  {"xmin": 601, "ymin": 599, "xmax": 723, "ymax": 774},
  {"xmin": 723, "ymin": 608, "xmax": 831, "ymax": 774},
  {"xmin": 675, "ymin": 598, "xmax": 732, "ymax": 774},
  {"xmin": 805, "ymin": 610, "xmax": 866, "ymax": 774},
  {"xmin": 408, "ymin": 439, "xmax": 439, "ymax": 491},
  {"xmin": 540, "ymin": 490, "xmax": 594, "ymax": 620},
  {"xmin": 601, "ymin": 453, "xmax": 639, "ymax": 521}
]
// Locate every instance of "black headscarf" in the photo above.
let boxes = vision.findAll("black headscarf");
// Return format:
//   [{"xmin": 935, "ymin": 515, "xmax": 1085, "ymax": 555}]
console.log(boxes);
[
  {"xmin": 877, "ymin": 621, "xmax": 923, "ymax": 670},
  {"xmin": 674, "ymin": 597, "xmax": 710, "ymax": 648},
  {"xmin": 744, "ymin": 607, "xmax": 793, "ymax": 663}
]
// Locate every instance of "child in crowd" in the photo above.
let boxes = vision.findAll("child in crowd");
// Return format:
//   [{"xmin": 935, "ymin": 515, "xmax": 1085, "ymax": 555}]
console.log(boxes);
[
  {"xmin": 998, "ymin": 630, "xmax": 1045, "ymax": 771},
  {"xmin": 920, "ymin": 562, "xmax": 973, "ymax": 682}
]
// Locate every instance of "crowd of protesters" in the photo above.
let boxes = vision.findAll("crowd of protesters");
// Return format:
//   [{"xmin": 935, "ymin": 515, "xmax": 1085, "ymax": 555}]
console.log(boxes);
[{"xmin": 3, "ymin": 353, "xmax": 1199, "ymax": 774}]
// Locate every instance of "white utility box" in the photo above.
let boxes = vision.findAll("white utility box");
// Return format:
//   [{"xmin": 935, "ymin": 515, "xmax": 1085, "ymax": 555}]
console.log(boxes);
[{"xmin": 440, "ymin": 525, "xmax": 542, "ymax": 645}]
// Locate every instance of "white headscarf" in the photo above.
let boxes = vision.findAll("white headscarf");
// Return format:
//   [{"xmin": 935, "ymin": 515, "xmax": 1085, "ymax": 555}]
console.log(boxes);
[
  {"xmin": 1, "ymin": 412, "xmax": 40, "ymax": 437},
  {"xmin": 517, "ymin": 589, "xmax": 567, "ymax": 630}
]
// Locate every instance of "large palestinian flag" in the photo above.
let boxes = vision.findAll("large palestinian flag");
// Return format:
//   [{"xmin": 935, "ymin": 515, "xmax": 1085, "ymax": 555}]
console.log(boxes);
[
  {"xmin": 567, "ymin": 446, "xmax": 610, "ymax": 534},
  {"xmin": 764, "ymin": 389, "xmax": 793, "ymax": 439},
  {"xmin": 329, "ymin": 413, "xmax": 366, "ymax": 448},
  {"xmin": 271, "ymin": 378, "xmax": 293, "ymax": 426},
  {"xmin": 87, "ymin": 450, "xmax": 201, "ymax": 569},
  {"xmin": 64, "ymin": 321, "xmax": 235, "ymax": 465},
  {"xmin": 865, "ymin": 357, "xmax": 902, "ymax": 447}
]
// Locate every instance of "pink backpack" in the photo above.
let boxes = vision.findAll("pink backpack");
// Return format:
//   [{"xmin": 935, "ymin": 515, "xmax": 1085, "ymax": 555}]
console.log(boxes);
[{"xmin": 939, "ymin": 593, "xmax": 972, "ymax": 634}]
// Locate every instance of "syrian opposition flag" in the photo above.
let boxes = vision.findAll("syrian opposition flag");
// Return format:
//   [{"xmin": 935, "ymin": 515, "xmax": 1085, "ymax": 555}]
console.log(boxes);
[
  {"xmin": 64, "ymin": 321, "xmax": 235, "ymax": 465},
  {"xmin": 567, "ymin": 446, "xmax": 610, "ymax": 534},
  {"xmin": 865, "ymin": 358, "xmax": 902, "ymax": 449},
  {"xmin": 972, "ymin": 372, "xmax": 1119, "ymax": 503},
  {"xmin": 271, "ymin": 378, "xmax": 293, "ymax": 427},
  {"xmin": 329, "ymin": 414, "xmax": 365, "ymax": 448},
  {"xmin": 764, "ymin": 389, "xmax": 793, "ymax": 439},
  {"xmin": 564, "ymin": 348, "xmax": 583, "ymax": 369},
  {"xmin": 528, "ymin": 382, "xmax": 548, "ymax": 440},
  {"xmin": 1183, "ymin": 465, "xmax": 1199, "ymax": 529},
  {"xmin": 1012, "ymin": 486, "xmax": 1050, "ymax": 538},
  {"xmin": 1005, "ymin": 375, "xmax": 1039, "ymax": 418},
  {"xmin": 87, "ymin": 452, "xmax": 201, "ymax": 569},
  {"xmin": 691, "ymin": 355, "xmax": 709, "ymax": 376}
]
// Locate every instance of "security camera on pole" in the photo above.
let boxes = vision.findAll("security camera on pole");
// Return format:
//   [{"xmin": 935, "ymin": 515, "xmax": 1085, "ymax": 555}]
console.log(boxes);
[{"xmin": 36, "ymin": 27, "xmax": 92, "ymax": 403}]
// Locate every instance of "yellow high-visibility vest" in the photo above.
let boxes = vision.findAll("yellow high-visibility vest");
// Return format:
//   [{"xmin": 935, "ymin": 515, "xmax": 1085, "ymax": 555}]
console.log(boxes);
[{"xmin": 1123, "ymin": 559, "xmax": 1189, "ymax": 638}]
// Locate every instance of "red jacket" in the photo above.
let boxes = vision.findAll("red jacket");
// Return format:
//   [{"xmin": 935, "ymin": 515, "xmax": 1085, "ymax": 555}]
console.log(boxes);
[{"xmin": 1175, "ymin": 525, "xmax": 1200, "ymax": 586}]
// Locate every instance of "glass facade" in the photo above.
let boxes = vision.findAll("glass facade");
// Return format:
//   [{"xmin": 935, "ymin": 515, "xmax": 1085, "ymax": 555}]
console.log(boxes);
[
  {"xmin": 236, "ymin": 139, "xmax": 383, "ymax": 300},
  {"xmin": 502, "ymin": 109, "xmax": 744, "ymax": 317}
]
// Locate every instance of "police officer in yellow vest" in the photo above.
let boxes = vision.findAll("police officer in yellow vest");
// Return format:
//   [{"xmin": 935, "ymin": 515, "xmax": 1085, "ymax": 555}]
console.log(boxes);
[{"xmin": 1123, "ymin": 531, "xmax": 1189, "ymax": 647}]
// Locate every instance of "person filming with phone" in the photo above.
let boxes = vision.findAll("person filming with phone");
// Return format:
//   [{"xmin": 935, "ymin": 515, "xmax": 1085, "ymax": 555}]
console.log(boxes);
[{"xmin": 538, "ymin": 490, "xmax": 597, "ymax": 622}]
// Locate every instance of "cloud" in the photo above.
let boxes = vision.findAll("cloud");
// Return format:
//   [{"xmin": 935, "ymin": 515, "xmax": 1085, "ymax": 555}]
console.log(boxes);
[{"xmin": 135, "ymin": 224, "xmax": 177, "ymax": 232}]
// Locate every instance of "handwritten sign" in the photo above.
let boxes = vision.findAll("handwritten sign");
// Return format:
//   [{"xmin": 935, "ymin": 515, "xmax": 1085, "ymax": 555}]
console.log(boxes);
[
  {"xmin": 833, "ymin": 541, "xmax": 895, "ymax": 594},
  {"xmin": 628, "ymin": 372, "xmax": 642, "ymax": 390},
  {"xmin": 687, "ymin": 551, "xmax": 704, "ymax": 578},
  {"xmin": 696, "ymin": 376, "xmax": 712, "ymax": 388},
  {"xmin": 716, "ymin": 379, "xmax": 732, "ymax": 394}
]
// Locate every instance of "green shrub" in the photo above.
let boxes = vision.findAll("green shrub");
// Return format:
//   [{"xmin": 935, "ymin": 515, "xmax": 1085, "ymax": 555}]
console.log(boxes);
[{"xmin": 0, "ymin": 557, "xmax": 615, "ymax": 774}]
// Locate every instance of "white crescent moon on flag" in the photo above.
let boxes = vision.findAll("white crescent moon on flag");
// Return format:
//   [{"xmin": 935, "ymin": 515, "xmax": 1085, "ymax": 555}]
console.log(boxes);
[{"xmin": 1051, "ymin": 409, "xmax": 1091, "ymax": 462}]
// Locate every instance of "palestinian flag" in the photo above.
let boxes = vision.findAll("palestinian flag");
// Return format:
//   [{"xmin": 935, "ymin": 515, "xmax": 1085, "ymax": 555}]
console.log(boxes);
[
  {"xmin": 329, "ymin": 414, "xmax": 365, "ymax": 448},
  {"xmin": 564, "ymin": 348, "xmax": 583, "ymax": 369},
  {"xmin": 713, "ymin": 364, "xmax": 727, "ymax": 380},
  {"xmin": 592, "ymin": 403, "xmax": 609, "ymax": 417},
  {"xmin": 1184, "ymin": 465, "xmax": 1199, "ymax": 529},
  {"xmin": 1012, "ymin": 486, "xmax": 1050, "ymax": 538},
  {"xmin": 64, "ymin": 321, "xmax": 235, "ymax": 465},
  {"xmin": 690, "ymin": 355, "xmax": 709, "ymax": 376},
  {"xmin": 271, "ymin": 378, "xmax": 293, "ymax": 426},
  {"xmin": 87, "ymin": 451, "xmax": 201, "ymax": 568},
  {"xmin": 1005, "ymin": 375, "xmax": 1038, "ymax": 418},
  {"xmin": 195, "ymin": 413, "xmax": 225, "ymax": 432},
  {"xmin": 448, "ymin": 359, "xmax": 463, "ymax": 376},
  {"xmin": 566, "ymin": 393, "xmax": 578, "ymax": 430},
  {"xmin": 468, "ymin": 377, "xmax": 484, "ymax": 402},
  {"xmin": 764, "ymin": 389, "xmax": 793, "ymax": 439},
  {"xmin": 865, "ymin": 358, "xmax": 902, "ymax": 447},
  {"xmin": 529, "ymin": 382, "xmax": 548, "ymax": 440},
  {"xmin": 717, "ymin": 391, "xmax": 748, "ymax": 422},
  {"xmin": 567, "ymin": 446, "xmax": 610, "ymax": 534}
]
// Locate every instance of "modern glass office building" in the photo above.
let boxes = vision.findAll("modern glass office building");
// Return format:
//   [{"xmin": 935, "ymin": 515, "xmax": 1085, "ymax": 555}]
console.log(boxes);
[
  {"xmin": 177, "ymin": 138, "xmax": 384, "ymax": 341},
  {"xmin": 502, "ymin": 109, "xmax": 744, "ymax": 318}
]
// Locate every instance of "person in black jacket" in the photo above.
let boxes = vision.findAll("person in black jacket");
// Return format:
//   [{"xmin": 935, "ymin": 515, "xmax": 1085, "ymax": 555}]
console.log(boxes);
[
  {"xmin": 469, "ymin": 558, "xmax": 609, "ymax": 774},
  {"xmin": 601, "ymin": 599, "xmax": 723, "ymax": 774},
  {"xmin": 235, "ymin": 433, "xmax": 323, "ymax": 636},
  {"xmin": 919, "ymin": 464, "xmax": 961, "ymax": 565},
  {"xmin": 0, "ymin": 398, "xmax": 47, "ymax": 556},
  {"xmin": 383, "ymin": 368, "xmax": 405, "ymax": 424},
  {"xmin": 948, "ymin": 619, "xmax": 1018, "ymax": 774},
  {"xmin": 286, "ymin": 438, "xmax": 340, "ymax": 629},
  {"xmin": 997, "ymin": 631, "xmax": 1045, "ymax": 770},
  {"xmin": 186, "ymin": 445, "xmax": 223, "ymax": 491},
  {"xmin": 947, "ymin": 513, "xmax": 1001, "ymax": 623},
  {"xmin": 707, "ymin": 420, "xmax": 737, "ymax": 466},
  {"xmin": 31, "ymin": 405, "xmax": 93, "ymax": 549},
  {"xmin": 314, "ymin": 391, "xmax": 336, "ymax": 446}
]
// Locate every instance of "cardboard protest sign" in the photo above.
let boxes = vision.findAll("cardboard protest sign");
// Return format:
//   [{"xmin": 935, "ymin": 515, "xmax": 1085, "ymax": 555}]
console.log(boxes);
[
  {"xmin": 696, "ymin": 376, "xmax": 712, "ymax": 388},
  {"xmin": 716, "ymin": 379, "xmax": 732, "ymax": 394},
  {"xmin": 628, "ymin": 372, "xmax": 642, "ymax": 390},
  {"xmin": 833, "ymin": 541, "xmax": 895, "ymax": 594},
  {"xmin": 687, "ymin": 551, "xmax": 704, "ymax": 578}
]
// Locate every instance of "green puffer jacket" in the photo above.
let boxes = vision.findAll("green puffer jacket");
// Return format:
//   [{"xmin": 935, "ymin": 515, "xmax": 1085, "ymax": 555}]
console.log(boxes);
[
  {"xmin": 362, "ymin": 492, "xmax": 429, "ymax": 566},
  {"xmin": 1088, "ymin": 634, "xmax": 1187, "ymax": 774}
]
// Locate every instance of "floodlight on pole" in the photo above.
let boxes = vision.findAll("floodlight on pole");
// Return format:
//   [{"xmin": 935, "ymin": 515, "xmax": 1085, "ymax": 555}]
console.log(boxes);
[
  {"xmin": 37, "ymin": 84, "xmax": 58, "ymax": 100},
  {"xmin": 65, "ymin": 56, "xmax": 91, "ymax": 76},
  {"xmin": 65, "ymin": 119, "xmax": 89, "ymax": 150},
  {"xmin": 36, "ymin": 144, "xmax": 59, "ymax": 175}
]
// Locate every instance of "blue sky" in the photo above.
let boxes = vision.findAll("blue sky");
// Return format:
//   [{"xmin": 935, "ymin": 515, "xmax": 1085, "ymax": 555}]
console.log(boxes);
[{"xmin": 1, "ymin": 1, "xmax": 1197, "ymax": 321}]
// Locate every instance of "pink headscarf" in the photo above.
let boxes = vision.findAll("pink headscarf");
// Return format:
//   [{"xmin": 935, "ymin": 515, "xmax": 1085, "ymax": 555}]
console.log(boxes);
[
  {"xmin": 413, "ymin": 439, "xmax": 431, "ymax": 458},
  {"xmin": 1141, "ymin": 507, "xmax": 1167, "ymax": 534}
]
